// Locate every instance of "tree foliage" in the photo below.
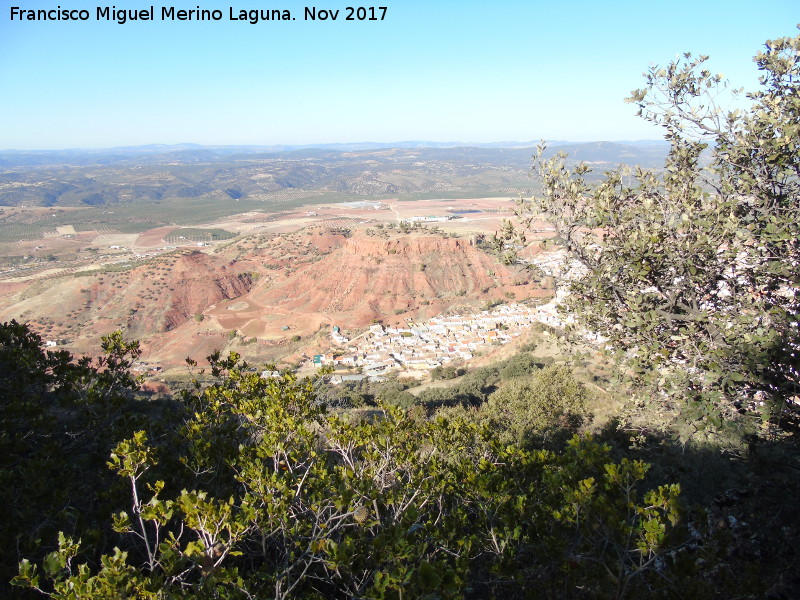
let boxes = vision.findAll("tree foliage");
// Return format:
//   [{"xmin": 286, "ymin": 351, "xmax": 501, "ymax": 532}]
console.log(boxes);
[
  {"xmin": 1, "ymin": 322, "xmax": 698, "ymax": 599},
  {"xmin": 483, "ymin": 364, "xmax": 589, "ymax": 447},
  {"xmin": 519, "ymin": 31, "xmax": 800, "ymax": 432},
  {"xmin": 0, "ymin": 321, "xmax": 149, "ymax": 594}
]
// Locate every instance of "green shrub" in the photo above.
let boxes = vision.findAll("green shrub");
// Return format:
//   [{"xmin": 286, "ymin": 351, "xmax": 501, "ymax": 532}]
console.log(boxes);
[{"xmin": 483, "ymin": 365, "xmax": 589, "ymax": 446}]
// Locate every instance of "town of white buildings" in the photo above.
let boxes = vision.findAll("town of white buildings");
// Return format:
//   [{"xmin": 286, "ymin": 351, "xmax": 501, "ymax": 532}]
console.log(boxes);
[
  {"xmin": 314, "ymin": 301, "xmax": 561, "ymax": 380},
  {"xmin": 313, "ymin": 250, "xmax": 601, "ymax": 381}
]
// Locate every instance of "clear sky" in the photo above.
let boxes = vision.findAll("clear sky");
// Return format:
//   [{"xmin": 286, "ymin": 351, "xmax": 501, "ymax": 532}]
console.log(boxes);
[{"xmin": 0, "ymin": 1, "xmax": 797, "ymax": 150}]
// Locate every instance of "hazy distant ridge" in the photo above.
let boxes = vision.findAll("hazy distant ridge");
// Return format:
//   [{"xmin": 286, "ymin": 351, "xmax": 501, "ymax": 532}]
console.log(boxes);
[
  {"xmin": 0, "ymin": 140, "xmax": 669, "ymax": 168},
  {"xmin": 0, "ymin": 142, "xmax": 671, "ymax": 208}
]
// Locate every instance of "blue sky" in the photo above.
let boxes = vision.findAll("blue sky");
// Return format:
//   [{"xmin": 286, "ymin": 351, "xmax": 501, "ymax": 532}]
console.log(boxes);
[{"xmin": 0, "ymin": 1, "xmax": 797, "ymax": 149}]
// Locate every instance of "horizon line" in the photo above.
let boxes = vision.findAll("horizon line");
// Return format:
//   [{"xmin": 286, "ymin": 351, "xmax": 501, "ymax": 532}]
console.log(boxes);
[{"xmin": 0, "ymin": 139, "xmax": 671, "ymax": 153}]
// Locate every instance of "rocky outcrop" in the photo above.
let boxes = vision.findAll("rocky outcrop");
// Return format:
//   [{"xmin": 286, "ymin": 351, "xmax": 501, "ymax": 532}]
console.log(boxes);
[
  {"xmin": 160, "ymin": 252, "xmax": 252, "ymax": 331},
  {"xmin": 248, "ymin": 232, "xmax": 545, "ymax": 327}
]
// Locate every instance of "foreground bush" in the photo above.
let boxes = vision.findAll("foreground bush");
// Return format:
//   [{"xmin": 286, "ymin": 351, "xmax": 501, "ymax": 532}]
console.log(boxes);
[{"xmin": 3, "ymin": 322, "xmax": 694, "ymax": 599}]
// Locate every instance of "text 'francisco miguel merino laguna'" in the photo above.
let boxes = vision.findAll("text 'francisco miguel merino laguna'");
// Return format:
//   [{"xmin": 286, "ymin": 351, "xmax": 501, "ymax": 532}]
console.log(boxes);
[{"xmin": 9, "ymin": 6, "xmax": 388, "ymax": 24}]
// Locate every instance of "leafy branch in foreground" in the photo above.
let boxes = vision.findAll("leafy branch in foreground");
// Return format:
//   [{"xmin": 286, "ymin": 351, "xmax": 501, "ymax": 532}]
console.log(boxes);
[{"xmin": 10, "ymin": 344, "xmax": 689, "ymax": 599}]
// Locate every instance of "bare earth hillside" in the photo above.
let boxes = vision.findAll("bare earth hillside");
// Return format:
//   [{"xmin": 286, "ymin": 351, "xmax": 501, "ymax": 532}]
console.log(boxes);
[
  {"xmin": 0, "ymin": 228, "xmax": 550, "ymax": 369},
  {"xmin": 0, "ymin": 251, "xmax": 252, "ymax": 358},
  {"xmin": 247, "ymin": 233, "xmax": 545, "ymax": 327}
]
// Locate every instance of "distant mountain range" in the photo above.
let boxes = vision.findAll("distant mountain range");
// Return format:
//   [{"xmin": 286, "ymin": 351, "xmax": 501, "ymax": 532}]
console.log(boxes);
[
  {"xmin": 0, "ymin": 141, "xmax": 672, "ymax": 208},
  {"xmin": 0, "ymin": 140, "xmax": 670, "ymax": 168}
]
